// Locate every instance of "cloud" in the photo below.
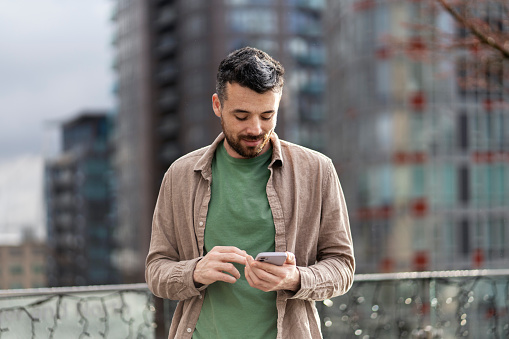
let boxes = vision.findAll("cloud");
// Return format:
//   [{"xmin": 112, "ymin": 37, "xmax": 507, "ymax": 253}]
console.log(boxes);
[
  {"xmin": 0, "ymin": 0, "xmax": 114, "ymax": 160},
  {"xmin": 0, "ymin": 1, "xmax": 114, "ymax": 240},
  {"xmin": 0, "ymin": 155, "xmax": 44, "ymax": 241}
]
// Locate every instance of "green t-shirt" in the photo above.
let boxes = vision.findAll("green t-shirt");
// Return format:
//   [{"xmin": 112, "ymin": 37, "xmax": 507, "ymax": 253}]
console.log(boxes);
[{"xmin": 193, "ymin": 142, "xmax": 277, "ymax": 339}]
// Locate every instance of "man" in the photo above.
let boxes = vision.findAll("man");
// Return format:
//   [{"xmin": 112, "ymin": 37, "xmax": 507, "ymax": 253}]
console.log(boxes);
[{"xmin": 145, "ymin": 47, "xmax": 355, "ymax": 339}]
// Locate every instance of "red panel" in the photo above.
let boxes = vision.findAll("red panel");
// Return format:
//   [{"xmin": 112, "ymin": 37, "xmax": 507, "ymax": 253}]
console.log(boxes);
[
  {"xmin": 410, "ymin": 91, "xmax": 426, "ymax": 111},
  {"xmin": 413, "ymin": 251, "xmax": 428, "ymax": 271},
  {"xmin": 411, "ymin": 198, "xmax": 428, "ymax": 217},
  {"xmin": 472, "ymin": 248, "xmax": 484, "ymax": 268}
]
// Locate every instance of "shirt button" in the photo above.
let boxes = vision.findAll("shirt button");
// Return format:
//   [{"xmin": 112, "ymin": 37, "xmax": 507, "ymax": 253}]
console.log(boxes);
[
  {"xmin": 187, "ymin": 328, "xmax": 192, "ymax": 333},
  {"xmin": 199, "ymin": 221, "xmax": 204, "ymax": 226}
]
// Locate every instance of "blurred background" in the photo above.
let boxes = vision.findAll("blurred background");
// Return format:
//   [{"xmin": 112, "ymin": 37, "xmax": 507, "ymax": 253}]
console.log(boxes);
[{"xmin": 0, "ymin": 0, "xmax": 508, "ymax": 290}]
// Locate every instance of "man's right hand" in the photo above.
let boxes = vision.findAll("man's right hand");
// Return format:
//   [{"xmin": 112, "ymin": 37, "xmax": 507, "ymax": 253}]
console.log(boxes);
[{"xmin": 193, "ymin": 246, "xmax": 249, "ymax": 286}]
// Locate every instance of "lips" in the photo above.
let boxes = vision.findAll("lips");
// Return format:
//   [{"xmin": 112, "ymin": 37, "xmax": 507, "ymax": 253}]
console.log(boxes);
[{"xmin": 242, "ymin": 138, "xmax": 262, "ymax": 147}]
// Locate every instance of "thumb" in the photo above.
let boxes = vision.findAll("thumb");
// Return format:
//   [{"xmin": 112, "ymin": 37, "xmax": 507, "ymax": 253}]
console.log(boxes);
[{"xmin": 284, "ymin": 251, "xmax": 296, "ymax": 265}]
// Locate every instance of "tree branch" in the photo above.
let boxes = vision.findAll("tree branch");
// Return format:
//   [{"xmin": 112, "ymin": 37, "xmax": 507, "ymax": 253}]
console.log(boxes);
[{"xmin": 435, "ymin": 0, "xmax": 509, "ymax": 59}]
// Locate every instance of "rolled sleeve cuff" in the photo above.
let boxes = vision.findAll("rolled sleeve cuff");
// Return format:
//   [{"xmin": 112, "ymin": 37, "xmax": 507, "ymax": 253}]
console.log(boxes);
[
  {"xmin": 286, "ymin": 266, "xmax": 335, "ymax": 301},
  {"xmin": 289, "ymin": 266, "xmax": 314, "ymax": 300},
  {"xmin": 169, "ymin": 257, "xmax": 208, "ymax": 299}
]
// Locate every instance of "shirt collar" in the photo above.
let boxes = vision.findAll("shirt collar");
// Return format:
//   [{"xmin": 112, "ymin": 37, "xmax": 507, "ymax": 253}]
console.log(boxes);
[{"xmin": 194, "ymin": 132, "xmax": 284, "ymax": 178}]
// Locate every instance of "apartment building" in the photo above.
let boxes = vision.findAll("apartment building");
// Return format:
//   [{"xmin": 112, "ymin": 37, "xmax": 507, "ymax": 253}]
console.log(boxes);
[
  {"xmin": 325, "ymin": 0, "xmax": 509, "ymax": 273},
  {"xmin": 45, "ymin": 112, "xmax": 118, "ymax": 286},
  {"xmin": 112, "ymin": 0, "xmax": 327, "ymax": 282},
  {"xmin": 0, "ymin": 240, "xmax": 47, "ymax": 290}
]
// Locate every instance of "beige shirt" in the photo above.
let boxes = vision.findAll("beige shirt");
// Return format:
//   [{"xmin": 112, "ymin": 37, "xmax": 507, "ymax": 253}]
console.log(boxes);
[{"xmin": 146, "ymin": 133, "xmax": 355, "ymax": 339}]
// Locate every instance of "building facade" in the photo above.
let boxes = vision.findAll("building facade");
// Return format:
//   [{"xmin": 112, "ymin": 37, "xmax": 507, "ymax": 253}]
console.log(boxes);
[
  {"xmin": 45, "ymin": 112, "xmax": 118, "ymax": 286},
  {"xmin": 325, "ymin": 0, "xmax": 509, "ymax": 273},
  {"xmin": 112, "ymin": 0, "xmax": 327, "ymax": 282},
  {"xmin": 0, "ymin": 240, "xmax": 47, "ymax": 290}
]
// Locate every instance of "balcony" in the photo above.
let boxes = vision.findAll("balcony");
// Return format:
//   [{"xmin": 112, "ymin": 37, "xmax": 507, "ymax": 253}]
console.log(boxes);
[{"xmin": 1, "ymin": 270, "xmax": 508, "ymax": 338}]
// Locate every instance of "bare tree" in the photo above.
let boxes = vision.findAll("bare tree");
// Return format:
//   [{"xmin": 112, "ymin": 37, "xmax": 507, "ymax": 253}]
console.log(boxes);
[
  {"xmin": 435, "ymin": 0, "xmax": 509, "ymax": 60},
  {"xmin": 383, "ymin": 0, "xmax": 509, "ymax": 96}
]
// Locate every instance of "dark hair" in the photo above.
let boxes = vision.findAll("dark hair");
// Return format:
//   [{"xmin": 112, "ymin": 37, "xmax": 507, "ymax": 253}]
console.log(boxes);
[{"xmin": 216, "ymin": 46, "xmax": 285, "ymax": 103}]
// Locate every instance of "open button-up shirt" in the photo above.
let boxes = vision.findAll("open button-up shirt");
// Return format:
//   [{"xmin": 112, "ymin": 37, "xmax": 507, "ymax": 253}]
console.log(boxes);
[{"xmin": 146, "ymin": 133, "xmax": 355, "ymax": 339}]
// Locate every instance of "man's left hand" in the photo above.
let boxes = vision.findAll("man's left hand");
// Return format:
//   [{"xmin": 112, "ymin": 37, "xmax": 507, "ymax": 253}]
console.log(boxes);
[{"xmin": 244, "ymin": 252, "xmax": 301, "ymax": 292}]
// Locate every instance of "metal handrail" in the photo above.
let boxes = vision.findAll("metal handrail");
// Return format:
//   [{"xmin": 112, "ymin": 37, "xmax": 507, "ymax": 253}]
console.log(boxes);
[
  {"xmin": 354, "ymin": 268, "xmax": 509, "ymax": 282},
  {"xmin": 1, "ymin": 269, "xmax": 508, "ymax": 298},
  {"xmin": 0, "ymin": 283, "xmax": 149, "ymax": 298}
]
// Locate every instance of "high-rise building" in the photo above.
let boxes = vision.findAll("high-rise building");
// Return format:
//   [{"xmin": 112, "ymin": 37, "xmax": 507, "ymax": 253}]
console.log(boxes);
[
  {"xmin": 112, "ymin": 0, "xmax": 327, "ymax": 282},
  {"xmin": 45, "ymin": 112, "xmax": 117, "ymax": 286},
  {"xmin": 325, "ymin": 0, "xmax": 509, "ymax": 273}
]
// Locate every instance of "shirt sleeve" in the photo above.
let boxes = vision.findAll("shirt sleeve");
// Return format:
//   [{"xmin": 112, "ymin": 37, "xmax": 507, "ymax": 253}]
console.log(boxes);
[
  {"xmin": 290, "ymin": 159, "xmax": 355, "ymax": 301},
  {"xmin": 145, "ymin": 168, "xmax": 207, "ymax": 301}
]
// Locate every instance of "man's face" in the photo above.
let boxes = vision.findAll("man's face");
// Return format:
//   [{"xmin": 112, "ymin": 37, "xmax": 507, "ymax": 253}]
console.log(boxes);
[{"xmin": 212, "ymin": 83, "xmax": 281, "ymax": 159}]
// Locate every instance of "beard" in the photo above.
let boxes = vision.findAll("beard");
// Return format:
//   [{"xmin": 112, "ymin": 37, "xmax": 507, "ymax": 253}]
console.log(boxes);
[{"xmin": 221, "ymin": 118, "xmax": 274, "ymax": 159}]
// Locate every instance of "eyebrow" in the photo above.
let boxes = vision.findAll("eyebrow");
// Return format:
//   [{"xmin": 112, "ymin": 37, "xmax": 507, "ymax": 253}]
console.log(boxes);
[{"xmin": 232, "ymin": 109, "xmax": 275, "ymax": 114}]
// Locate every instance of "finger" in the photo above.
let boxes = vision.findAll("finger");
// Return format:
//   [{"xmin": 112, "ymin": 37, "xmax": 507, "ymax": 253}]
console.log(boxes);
[
  {"xmin": 209, "ymin": 248, "xmax": 249, "ymax": 265},
  {"xmin": 214, "ymin": 271, "xmax": 238, "ymax": 284},
  {"xmin": 251, "ymin": 260, "xmax": 284, "ymax": 277},
  {"xmin": 245, "ymin": 265, "xmax": 270, "ymax": 291},
  {"xmin": 207, "ymin": 251, "xmax": 248, "ymax": 266},
  {"xmin": 195, "ymin": 265, "xmax": 239, "ymax": 285},
  {"xmin": 250, "ymin": 265, "xmax": 280, "ymax": 283},
  {"xmin": 244, "ymin": 266, "xmax": 254, "ymax": 287},
  {"xmin": 245, "ymin": 258, "xmax": 270, "ymax": 283},
  {"xmin": 248, "ymin": 258, "xmax": 279, "ymax": 283},
  {"xmin": 211, "ymin": 246, "xmax": 249, "ymax": 257},
  {"xmin": 217, "ymin": 262, "xmax": 241, "ymax": 280}
]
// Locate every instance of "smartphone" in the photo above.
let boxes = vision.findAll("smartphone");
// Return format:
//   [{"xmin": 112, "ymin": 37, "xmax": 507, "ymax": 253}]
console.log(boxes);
[{"xmin": 255, "ymin": 252, "xmax": 287, "ymax": 266}]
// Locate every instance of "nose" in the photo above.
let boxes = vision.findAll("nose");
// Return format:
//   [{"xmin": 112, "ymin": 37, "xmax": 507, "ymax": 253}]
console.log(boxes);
[{"xmin": 246, "ymin": 117, "xmax": 263, "ymax": 136}]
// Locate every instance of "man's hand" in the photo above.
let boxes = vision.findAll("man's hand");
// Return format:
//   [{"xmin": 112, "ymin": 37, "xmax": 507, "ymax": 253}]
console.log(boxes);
[
  {"xmin": 244, "ymin": 252, "xmax": 301, "ymax": 292},
  {"xmin": 193, "ymin": 246, "xmax": 249, "ymax": 286}
]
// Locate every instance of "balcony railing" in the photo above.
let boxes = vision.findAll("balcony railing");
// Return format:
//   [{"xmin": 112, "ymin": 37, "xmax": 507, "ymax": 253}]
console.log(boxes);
[
  {"xmin": 317, "ymin": 269, "xmax": 509, "ymax": 338},
  {"xmin": 1, "ymin": 269, "xmax": 508, "ymax": 338},
  {"xmin": 0, "ymin": 283, "xmax": 154, "ymax": 338}
]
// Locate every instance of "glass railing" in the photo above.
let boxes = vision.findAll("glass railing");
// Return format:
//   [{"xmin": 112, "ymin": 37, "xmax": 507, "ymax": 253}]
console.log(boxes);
[
  {"xmin": 0, "ymin": 284, "xmax": 154, "ymax": 338},
  {"xmin": 317, "ymin": 269, "xmax": 509, "ymax": 338},
  {"xmin": 1, "ymin": 270, "xmax": 508, "ymax": 338}
]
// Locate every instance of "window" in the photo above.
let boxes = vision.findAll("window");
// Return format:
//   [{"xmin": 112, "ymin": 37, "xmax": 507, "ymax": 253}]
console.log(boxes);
[
  {"xmin": 287, "ymin": 10, "xmax": 321, "ymax": 36},
  {"xmin": 487, "ymin": 217, "xmax": 505, "ymax": 259},
  {"xmin": 182, "ymin": 13, "xmax": 205, "ymax": 38},
  {"xmin": 32, "ymin": 248, "xmax": 45, "ymax": 256},
  {"xmin": 182, "ymin": 43, "xmax": 206, "ymax": 68},
  {"xmin": 457, "ymin": 112, "xmax": 468, "ymax": 151},
  {"xmin": 441, "ymin": 218, "xmax": 455, "ymax": 261},
  {"xmin": 226, "ymin": 0, "xmax": 272, "ymax": 5},
  {"xmin": 471, "ymin": 112, "xmax": 490, "ymax": 151},
  {"xmin": 9, "ymin": 248, "xmax": 22, "ymax": 256},
  {"xmin": 458, "ymin": 165, "xmax": 470, "ymax": 205},
  {"xmin": 410, "ymin": 113, "xmax": 426, "ymax": 152},
  {"xmin": 287, "ymin": 0, "xmax": 325, "ymax": 9},
  {"xmin": 459, "ymin": 219, "xmax": 470, "ymax": 257},
  {"xmin": 376, "ymin": 60, "xmax": 391, "ymax": 103},
  {"xmin": 10, "ymin": 266, "xmax": 24, "ymax": 275},
  {"xmin": 32, "ymin": 265, "xmax": 45, "ymax": 275},
  {"xmin": 228, "ymin": 9, "xmax": 277, "ymax": 33},
  {"xmin": 412, "ymin": 164, "xmax": 426, "ymax": 199},
  {"xmin": 375, "ymin": 113, "xmax": 393, "ymax": 153},
  {"xmin": 366, "ymin": 165, "xmax": 394, "ymax": 206},
  {"xmin": 374, "ymin": 4, "xmax": 390, "ymax": 41},
  {"xmin": 182, "ymin": 72, "xmax": 208, "ymax": 95}
]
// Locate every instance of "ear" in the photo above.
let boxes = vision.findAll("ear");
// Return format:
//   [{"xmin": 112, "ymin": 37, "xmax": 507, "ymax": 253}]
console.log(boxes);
[{"xmin": 212, "ymin": 93, "xmax": 222, "ymax": 118}]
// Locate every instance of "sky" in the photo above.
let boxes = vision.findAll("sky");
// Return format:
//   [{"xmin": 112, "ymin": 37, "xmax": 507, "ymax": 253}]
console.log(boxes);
[{"xmin": 0, "ymin": 0, "xmax": 114, "ymax": 241}]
